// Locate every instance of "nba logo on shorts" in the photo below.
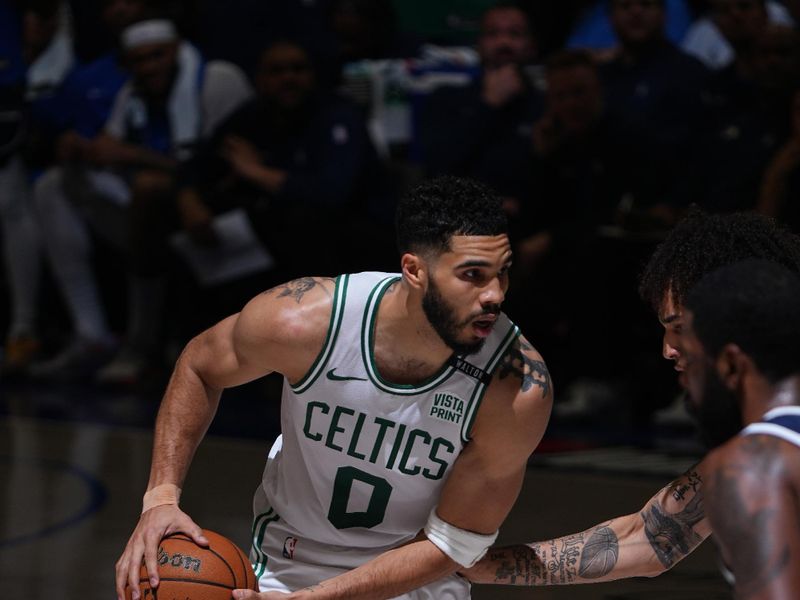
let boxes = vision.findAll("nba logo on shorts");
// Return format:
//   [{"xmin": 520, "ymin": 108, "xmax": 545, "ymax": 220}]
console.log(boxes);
[{"xmin": 283, "ymin": 536, "xmax": 298, "ymax": 559}]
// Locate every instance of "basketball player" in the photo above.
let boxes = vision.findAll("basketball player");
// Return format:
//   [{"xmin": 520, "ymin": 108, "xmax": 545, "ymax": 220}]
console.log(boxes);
[
  {"xmin": 464, "ymin": 210, "xmax": 800, "ymax": 586},
  {"xmin": 115, "ymin": 176, "xmax": 553, "ymax": 600},
  {"xmin": 682, "ymin": 259, "xmax": 800, "ymax": 597}
]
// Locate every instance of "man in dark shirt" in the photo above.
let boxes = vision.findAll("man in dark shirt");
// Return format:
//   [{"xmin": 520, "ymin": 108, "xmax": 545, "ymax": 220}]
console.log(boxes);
[
  {"xmin": 416, "ymin": 3, "xmax": 543, "ymax": 207},
  {"xmin": 600, "ymin": 0, "xmax": 710, "ymax": 215},
  {"xmin": 178, "ymin": 40, "xmax": 389, "ymax": 282}
]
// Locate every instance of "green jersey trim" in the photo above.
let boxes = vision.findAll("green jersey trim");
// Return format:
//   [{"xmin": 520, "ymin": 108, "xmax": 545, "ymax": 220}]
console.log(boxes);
[
  {"xmin": 361, "ymin": 276, "xmax": 457, "ymax": 395},
  {"xmin": 251, "ymin": 507, "xmax": 280, "ymax": 579},
  {"xmin": 460, "ymin": 323, "xmax": 520, "ymax": 443},
  {"xmin": 291, "ymin": 274, "xmax": 349, "ymax": 394}
]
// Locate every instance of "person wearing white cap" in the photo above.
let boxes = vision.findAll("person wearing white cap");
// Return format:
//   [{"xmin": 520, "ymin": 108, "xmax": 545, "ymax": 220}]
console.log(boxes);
[{"xmin": 31, "ymin": 16, "xmax": 252, "ymax": 383}]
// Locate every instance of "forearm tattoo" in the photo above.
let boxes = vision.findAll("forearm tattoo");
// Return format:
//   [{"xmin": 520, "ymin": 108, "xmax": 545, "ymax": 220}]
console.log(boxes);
[
  {"xmin": 262, "ymin": 277, "xmax": 334, "ymax": 302},
  {"xmin": 498, "ymin": 339, "xmax": 551, "ymax": 397},
  {"xmin": 641, "ymin": 492, "xmax": 704, "ymax": 568},
  {"xmin": 491, "ymin": 526, "xmax": 618, "ymax": 585},
  {"xmin": 670, "ymin": 468, "xmax": 703, "ymax": 502},
  {"xmin": 578, "ymin": 526, "xmax": 619, "ymax": 579}
]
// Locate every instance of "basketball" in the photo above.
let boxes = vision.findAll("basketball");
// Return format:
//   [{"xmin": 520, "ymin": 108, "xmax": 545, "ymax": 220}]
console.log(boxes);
[{"xmin": 125, "ymin": 529, "xmax": 257, "ymax": 599}]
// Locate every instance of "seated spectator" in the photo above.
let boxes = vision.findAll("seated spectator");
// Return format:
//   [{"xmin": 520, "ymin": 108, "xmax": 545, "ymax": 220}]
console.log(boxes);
[
  {"xmin": 567, "ymin": 0, "xmax": 694, "ymax": 51},
  {"xmin": 178, "ymin": 40, "xmax": 391, "ymax": 288},
  {"xmin": 31, "ymin": 18, "xmax": 251, "ymax": 382},
  {"xmin": 510, "ymin": 50, "xmax": 659, "ymax": 399},
  {"xmin": 417, "ymin": 2, "xmax": 543, "ymax": 211},
  {"xmin": 0, "ymin": 0, "xmax": 74, "ymax": 373},
  {"xmin": 681, "ymin": 23, "xmax": 800, "ymax": 212},
  {"xmin": 599, "ymin": 0, "xmax": 710, "ymax": 218},
  {"xmin": 682, "ymin": 0, "xmax": 793, "ymax": 70},
  {"xmin": 758, "ymin": 86, "xmax": 800, "ymax": 230},
  {"xmin": 54, "ymin": 0, "xmax": 148, "ymax": 152},
  {"xmin": 518, "ymin": 50, "xmax": 634, "ymax": 274},
  {"xmin": 194, "ymin": 0, "xmax": 333, "ymax": 82},
  {"xmin": 329, "ymin": 0, "xmax": 421, "ymax": 64}
]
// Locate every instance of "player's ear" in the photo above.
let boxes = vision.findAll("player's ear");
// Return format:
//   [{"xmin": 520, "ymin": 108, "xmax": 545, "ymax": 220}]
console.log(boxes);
[
  {"xmin": 716, "ymin": 343, "xmax": 748, "ymax": 390},
  {"xmin": 401, "ymin": 252, "xmax": 427, "ymax": 290}
]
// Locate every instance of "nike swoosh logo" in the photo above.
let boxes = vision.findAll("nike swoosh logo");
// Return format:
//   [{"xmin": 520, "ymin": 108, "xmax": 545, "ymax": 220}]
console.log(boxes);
[{"xmin": 326, "ymin": 368, "xmax": 367, "ymax": 382}]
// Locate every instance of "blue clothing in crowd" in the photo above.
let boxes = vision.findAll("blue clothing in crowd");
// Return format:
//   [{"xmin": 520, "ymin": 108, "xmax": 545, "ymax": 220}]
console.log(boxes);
[
  {"xmin": 568, "ymin": 0, "xmax": 694, "ymax": 50},
  {"xmin": 59, "ymin": 53, "xmax": 128, "ymax": 138},
  {"xmin": 0, "ymin": 0, "xmax": 24, "ymax": 87}
]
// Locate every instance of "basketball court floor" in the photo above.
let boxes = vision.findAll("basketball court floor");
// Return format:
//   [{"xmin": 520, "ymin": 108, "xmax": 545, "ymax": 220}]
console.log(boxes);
[{"xmin": 0, "ymin": 376, "xmax": 732, "ymax": 600}]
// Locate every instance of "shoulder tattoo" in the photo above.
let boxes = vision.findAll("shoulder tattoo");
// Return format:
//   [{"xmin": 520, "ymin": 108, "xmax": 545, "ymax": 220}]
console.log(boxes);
[
  {"xmin": 497, "ymin": 338, "xmax": 551, "ymax": 397},
  {"xmin": 709, "ymin": 437, "xmax": 791, "ymax": 598},
  {"xmin": 261, "ymin": 277, "xmax": 334, "ymax": 303}
]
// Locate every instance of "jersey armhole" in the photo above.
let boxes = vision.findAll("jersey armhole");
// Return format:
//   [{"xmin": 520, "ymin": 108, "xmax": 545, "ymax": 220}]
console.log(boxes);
[
  {"xmin": 459, "ymin": 323, "xmax": 521, "ymax": 443},
  {"xmin": 290, "ymin": 274, "xmax": 349, "ymax": 394}
]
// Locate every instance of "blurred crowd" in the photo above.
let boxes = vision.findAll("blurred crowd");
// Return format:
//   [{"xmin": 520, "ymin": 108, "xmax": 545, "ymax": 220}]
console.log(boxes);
[{"xmin": 1, "ymin": 0, "xmax": 799, "ymax": 429}]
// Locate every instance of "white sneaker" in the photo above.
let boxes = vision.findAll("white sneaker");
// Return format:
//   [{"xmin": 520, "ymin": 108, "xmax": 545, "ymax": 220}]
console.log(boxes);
[
  {"xmin": 95, "ymin": 347, "xmax": 148, "ymax": 385},
  {"xmin": 652, "ymin": 394, "xmax": 694, "ymax": 427},
  {"xmin": 552, "ymin": 378, "xmax": 624, "ymax": 421}
]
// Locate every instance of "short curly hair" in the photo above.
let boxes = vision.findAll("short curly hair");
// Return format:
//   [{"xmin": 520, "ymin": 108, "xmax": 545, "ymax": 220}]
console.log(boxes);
[
  {"xmin": 639, "ymin": 207, "xmax": 800, "ymax": 312},
  {"xmin": 687, "ymin": 259, "xmax": 800, "ymax": 382},
  {"xmin": 395, "ymin": 176, "xmax": 507, "ymax": 255}
]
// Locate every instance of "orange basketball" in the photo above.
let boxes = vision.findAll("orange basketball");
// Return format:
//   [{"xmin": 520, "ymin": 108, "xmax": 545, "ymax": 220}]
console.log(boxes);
[{"xmin": 126, "ymin": 529, "xmax": 257, "ymax": 600}]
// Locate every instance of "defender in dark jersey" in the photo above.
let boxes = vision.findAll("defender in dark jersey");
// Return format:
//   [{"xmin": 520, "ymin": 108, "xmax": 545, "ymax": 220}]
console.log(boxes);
[
  {"xmin": 681, "ymin": 259, "xmax": 800, "ymax": 599},
  {"xmin": 464, "ymin": 211, "xmax": 800, "ymax": 588}
]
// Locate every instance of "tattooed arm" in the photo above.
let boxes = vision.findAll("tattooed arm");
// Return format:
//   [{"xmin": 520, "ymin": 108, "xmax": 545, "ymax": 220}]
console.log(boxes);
[
  {"xmin": 116, "ymin": 277, "xmax": 336, "ymax": 600},
  {"xmin": 705, "ymin": 435, "xmax": 800, "ymax": 600},
  {"xmin": 463, "ymin": 464, "xmax": 713, "ymax": 585}
]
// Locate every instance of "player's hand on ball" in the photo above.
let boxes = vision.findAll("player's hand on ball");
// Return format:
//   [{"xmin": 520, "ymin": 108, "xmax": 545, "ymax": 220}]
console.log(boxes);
[{"xmin": 115, "ymin": 504, "xmax": 208, "ymax": 600}]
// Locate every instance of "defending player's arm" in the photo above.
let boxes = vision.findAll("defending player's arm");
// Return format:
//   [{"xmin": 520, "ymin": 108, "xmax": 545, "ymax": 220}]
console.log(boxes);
[
  {"xmin": 464, "ymin": 462, "xmax": 712, "ymax": 585},
  {"xmin": 115, "ymin": 277, "xmax": 336, "ymax": 600},
  {"xmin": 244, "ymin": 336, "xmax": 553, "ymax": 600},
  {"xmin": 705, "ymin": 435, "xmax": 800, "ymax": 600}
]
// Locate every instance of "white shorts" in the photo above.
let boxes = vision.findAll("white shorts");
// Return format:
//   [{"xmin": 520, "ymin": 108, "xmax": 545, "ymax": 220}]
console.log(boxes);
[{"xmin": 250, "ymin": 484, "xmax": 471, "ymax": 599}]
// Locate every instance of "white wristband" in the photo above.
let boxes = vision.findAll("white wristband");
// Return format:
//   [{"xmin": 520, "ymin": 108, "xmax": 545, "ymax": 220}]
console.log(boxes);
[
  {"xmin": 424, "ymin": 508, "xmax": 498, "ymax": 568},
  {"xmin": 142, "ymin": 483, "xmax": 181, "ymax": 513}
]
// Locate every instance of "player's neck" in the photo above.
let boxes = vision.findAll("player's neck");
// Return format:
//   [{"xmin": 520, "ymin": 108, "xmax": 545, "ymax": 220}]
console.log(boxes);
[
  {"xmin": 371, "ymin": 280, "xmax": 453, "ymax": 384},
  {"xmin": 745, "ymin": 375, "xmax": 800, "ymax": 424}
]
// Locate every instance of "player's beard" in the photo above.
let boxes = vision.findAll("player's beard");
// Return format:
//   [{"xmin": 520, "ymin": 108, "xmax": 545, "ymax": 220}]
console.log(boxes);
[
  {"xmin": 687, "ymin": 363, "xmax": 744, "ymax": 450},
  {"xmin": 422, "ymin": 276, "xmax": 488, "ymax": 356}
]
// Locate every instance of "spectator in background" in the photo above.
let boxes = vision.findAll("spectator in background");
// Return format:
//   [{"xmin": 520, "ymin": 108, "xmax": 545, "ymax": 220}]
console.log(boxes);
[
  {"xmin": 567, "ymin": 0, "xmax": 695, "ymax": 51},
  {"xmin": 682, "ymin": 0, "xmax": 793, "ymax": 70},
  {"xmin": 758, "ymin": 86, "xmax": 800, "ymax": 230},
  {"xmin": 0, "ymin": 0, "xmax": 74, "ymax": 373},
  {"xmin": 516, "ymin": 50, "xmax": 629, "ymax": 276},
  {"xmin": 178, "ymin": 40, "xmax": 390, "ymax": 289},
  {"xmin": 681, "ymin": 23, "xmax": 800, "ymax": 212},
  {"xmin": 417, "ymin": 2, "xmax": 543, "ymax": 212},
  {"xmin": 600, "ymin": 0, "xmax": 710, "ymax": 223},
  {"xmin": 329, "ymin": 0, "xmax": 421, "ymax": 64},
  {"xmin": 193, "ymin": 0, "xmax": 332, "ymax": 84},
  {"xmin": 507, "ymin": 50, "xmax": 639, "ymax": 391},
  {"xmin": 31, "ymin": 18, "xmax": 251, "ymax": 383},
  {"xmin": 54, "ymin": 0, "xmax": 147, "ymax": 155}
]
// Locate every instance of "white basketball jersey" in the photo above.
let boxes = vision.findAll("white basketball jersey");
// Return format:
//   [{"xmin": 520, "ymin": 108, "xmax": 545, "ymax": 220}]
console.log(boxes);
[{"xmin": 253, "ymin": 271, "xmax": 519, "ymax": 568}]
